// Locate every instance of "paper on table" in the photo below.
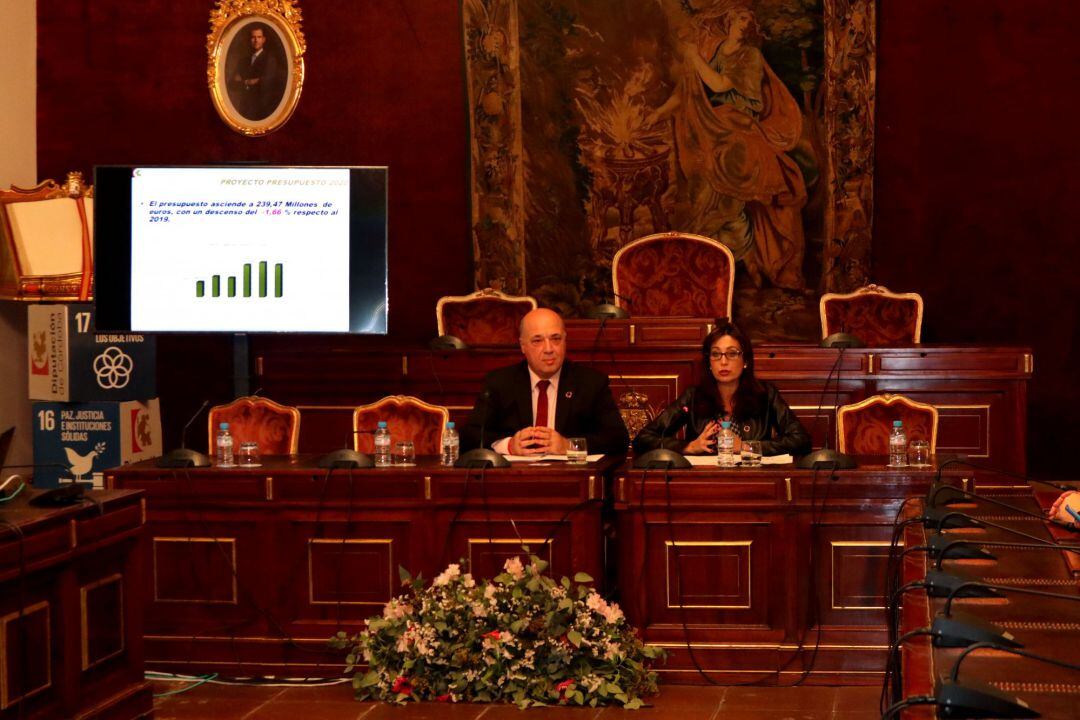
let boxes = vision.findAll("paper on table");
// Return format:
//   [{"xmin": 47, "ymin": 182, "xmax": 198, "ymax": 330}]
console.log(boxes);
[
  {"xmin": 682, "ymin": 454, "xmax": 794, "ymax": 467},
  {"xmin": 503, "ymin": 454, "xmax": 605, "ymax": 463}
]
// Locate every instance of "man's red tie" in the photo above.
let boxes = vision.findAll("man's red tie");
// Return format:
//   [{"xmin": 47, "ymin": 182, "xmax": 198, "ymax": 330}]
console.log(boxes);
[{"xmin": 535, "ymin": 379, "xmax": 550, "ymax": 427}]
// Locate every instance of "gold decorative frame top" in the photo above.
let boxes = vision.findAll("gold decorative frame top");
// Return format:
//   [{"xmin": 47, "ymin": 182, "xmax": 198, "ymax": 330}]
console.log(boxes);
[
  {"xmin": 836, "ymin": 393, "xmax": 939, "ymax": 454},
  {"xmin": 435, "ymin": 286, "xmax": 538, "ymax": 337},
  {"xmin": 611, "ymin": 231, "xmax": 736, "ymax": 317},
  {"xmin": 819, "ymin": 283, "xmax": 925, "ymax": 342},
  {"xmin": 207, "ymin": 0, "xmax": 306, "ymax": 137}
]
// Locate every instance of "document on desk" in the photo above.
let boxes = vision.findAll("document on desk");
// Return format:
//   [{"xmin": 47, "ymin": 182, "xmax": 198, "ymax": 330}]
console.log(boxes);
[
  {"xmin": 504, "ymin": 454, "xmax": 605, "ymax": 463},
  {"xmin": 682, "ymin": 454, "xmax": 793, "ymax": 467}
]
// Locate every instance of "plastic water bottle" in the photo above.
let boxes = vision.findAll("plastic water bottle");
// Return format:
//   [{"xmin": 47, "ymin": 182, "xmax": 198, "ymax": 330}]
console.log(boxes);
[
  {"xmin": 374, "ymin": 421, "xmax": 392, "ymax": 467},
  {"xmin": 717, "ymin": 421, "xmax": 737, "ymax": 467},
  {"xmin": 441, "ymin": 421, "xmax": 460, "ymax": 466},
  {"xmin": 215, "ymin": 422, "xmax": 235, "ymax": 467},
  {"xmin": 888, "ymin": 420, "xmax": 907, "ymax": 467}
]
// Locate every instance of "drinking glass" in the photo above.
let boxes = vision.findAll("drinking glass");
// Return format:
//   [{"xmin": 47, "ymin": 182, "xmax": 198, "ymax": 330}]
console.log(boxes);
[
  {"xmin": 567, "ymin": 438, "xmax": 588, "ymax": 463},
  {"xmin": 238, "ymin": 441, "xmax": 261, "ymax": 467},
  {"xmin": 393, "ymin": 440, "xmax": 416, "ymax": 466},
  {"xmin": 740, "ymin": 440, "xmax": 762, "ymax": 467},
  {"xmin": 908, "ymin": 439, "xmax": 931, "ymax": 467}
]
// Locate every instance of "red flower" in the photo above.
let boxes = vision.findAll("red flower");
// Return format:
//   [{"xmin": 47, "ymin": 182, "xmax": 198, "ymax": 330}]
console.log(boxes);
[
  {"xmin": 391, "ymin": 676, "xmax": 413, "ymax": 695},
  {"xmin": 555, "ymin": 678, "xmax": 575, "ymax": 702},
  {"xmin": 483, "ymin": 630, "xmax": 502, "ymax": 640},
  {"xmin": 436, "ymin": 694, "xmax": 452, "ymax": 702}
]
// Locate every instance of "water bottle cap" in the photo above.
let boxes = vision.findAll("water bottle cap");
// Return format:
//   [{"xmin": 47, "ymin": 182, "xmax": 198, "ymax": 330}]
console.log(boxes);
[
  {"xmin": 446, "ymin": 421, "xmax": 455, "ymax": 429},
  {"xmin": 893, "ymin": 420, "xmax": 903, "ymax": 427},
  {"xmin": 721, "ymin": 421, "xmax": 732, "ymax": 429},
  {"xmin": 220, "ymin": 422, "xmax": 229, "ymax": 430},
  {"xmin": 377, "ymin": 421, "xmax": 388, "ymax": 428}
]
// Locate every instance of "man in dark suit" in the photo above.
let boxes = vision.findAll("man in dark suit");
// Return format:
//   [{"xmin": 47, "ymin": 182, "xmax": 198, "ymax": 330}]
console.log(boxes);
[
  {"xmin": 230, "ymin": 24, "xmax": 281, "ymax": 120},
  {"xmin": 461, "ymin": 308, "xmax": 629, "ymax": 456}
]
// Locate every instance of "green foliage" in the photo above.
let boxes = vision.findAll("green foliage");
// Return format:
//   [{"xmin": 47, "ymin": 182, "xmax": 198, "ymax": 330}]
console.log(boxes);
[{"xmin": 333, "ymin": 555, "xmax": 664, "ymax": 707}]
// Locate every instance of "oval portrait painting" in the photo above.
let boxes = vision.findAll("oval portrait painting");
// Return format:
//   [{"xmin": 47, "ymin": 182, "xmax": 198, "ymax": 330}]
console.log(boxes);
[{"xmin": 209, "ymin": 13, "xmax": 304, "ymax": 136}]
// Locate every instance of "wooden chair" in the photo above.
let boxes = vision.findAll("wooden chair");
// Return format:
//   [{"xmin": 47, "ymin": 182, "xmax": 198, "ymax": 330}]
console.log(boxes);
[
  {"xmin": 819, "ymin": 284, "xmax": 924, "ymax": 346},
  {"xmin": 836, "ymin": 393, "xmax": 938, "ymax": 456},
  {"xmin": 0, "ymin": 172, "xmax": 94, "ymax": 301},
  {"xmin": 611, "ymin": 231, "xmax": 734, "ymax": 318},
  {"xmin": 353, "ymin": 395, "xmax": 449, "ymax": 456},
  {"xmin": 435, "ymin": 287, "xmax": 538, "ymax": 345},
  {"xmin": 207, "ymin": 396, "xmax": 301, "ymax": 455}
]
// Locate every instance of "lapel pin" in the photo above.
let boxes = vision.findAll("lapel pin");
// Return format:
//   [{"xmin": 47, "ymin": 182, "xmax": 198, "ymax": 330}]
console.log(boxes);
[{"xmin": 565, "ymin": 391, "xmax": 573, "ymax": 399}]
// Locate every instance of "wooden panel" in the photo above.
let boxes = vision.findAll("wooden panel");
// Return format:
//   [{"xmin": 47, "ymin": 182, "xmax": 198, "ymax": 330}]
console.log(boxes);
[
  {"xmin": 152, "ymin": 538, "xmax": 237, "ymax": 604},
  {"xmin": 467, "ymin": 538, "xmax": 553, "ymax": 580},
  {"xmin": 80, "ymin": 574, "xmax": 125, "ymax": 671},
  {"xmin": 308, "ymin": 539, "xmax": 393, "ymax": 606},
  {"xmin": 0, "ymin": 602, "xmax": 50, "ymax": 710},
  {"xmin": 665, "ymin": 541, "xmax": 752, "ymax": 609}
]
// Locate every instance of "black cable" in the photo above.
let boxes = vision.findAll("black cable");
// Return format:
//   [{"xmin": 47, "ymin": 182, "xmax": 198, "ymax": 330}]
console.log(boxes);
[
  {"xmin": 438, "ymin": 466, "xmax": 473, "ymax": 569},
  {"xmin": 881, "ymin": 695, "xmax": 936, "ymax": 720}
]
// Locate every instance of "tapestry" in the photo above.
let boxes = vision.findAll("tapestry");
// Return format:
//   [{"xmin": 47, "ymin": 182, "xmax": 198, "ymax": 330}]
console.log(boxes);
[{"xmin": 464, "ymin": 0, "xmax": 874, "ymax": 340}]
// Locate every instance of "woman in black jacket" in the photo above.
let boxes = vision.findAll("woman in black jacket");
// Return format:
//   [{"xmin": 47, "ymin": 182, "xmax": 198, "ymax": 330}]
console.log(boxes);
[{"xmin": 632, "ymin": 319, "xmax": 811, "ymax": 457}]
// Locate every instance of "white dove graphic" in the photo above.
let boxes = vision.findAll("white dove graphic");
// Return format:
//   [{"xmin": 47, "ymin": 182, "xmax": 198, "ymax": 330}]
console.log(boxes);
[{"xmin": 64, "ymin": 442, "xmax": 106, "ymax": 482}]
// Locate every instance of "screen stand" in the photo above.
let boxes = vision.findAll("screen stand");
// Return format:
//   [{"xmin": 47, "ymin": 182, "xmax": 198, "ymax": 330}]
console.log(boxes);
[{"xmin": 234, "ymin": 333, "xmax": 251, "ymax": 397}]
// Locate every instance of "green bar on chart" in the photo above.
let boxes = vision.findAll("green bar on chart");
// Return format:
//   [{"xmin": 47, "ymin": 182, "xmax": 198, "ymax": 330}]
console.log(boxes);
[
  {"xmin": 196, "ymin": 280, "xmax": 205, "ymax": 297},
  {"xmin": 274, "ymin": 264, "xmax": 283, "ymax": 297},
  {"xmin": 212, "ymin": 275, "xmax": 220, "ymax": 297},
  {"xmin": 228, "ymin": 276, "xmax": 236, "ymax": 297},
  {"xmin": 243, "ymin": 264, "xmax": 252, "ymax": 297},
  {"xmin": 259, "ymin": 262, "xmax": 267, "ymax": 297}
]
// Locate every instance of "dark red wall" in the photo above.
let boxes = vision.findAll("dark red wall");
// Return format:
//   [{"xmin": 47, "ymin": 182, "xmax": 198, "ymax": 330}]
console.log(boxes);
[
  {"xmin": 875, "ymin": 0, "xmax": 1080, "ymax": 475},
  {"xmin": 38, "ymin": 1, "xmax": 1079, "ymax": 474}
]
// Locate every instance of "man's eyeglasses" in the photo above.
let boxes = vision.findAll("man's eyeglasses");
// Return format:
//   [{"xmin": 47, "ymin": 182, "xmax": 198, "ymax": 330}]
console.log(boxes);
[{"xmin": 710, "ymin": 349, "xmax": 744, "ymax": 361}]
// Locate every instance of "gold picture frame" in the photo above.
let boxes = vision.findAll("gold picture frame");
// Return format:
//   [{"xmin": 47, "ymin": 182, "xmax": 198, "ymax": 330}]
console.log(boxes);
[{"xmin": 207, "ymin": 0, "xmax": 306, "ymax": 137}]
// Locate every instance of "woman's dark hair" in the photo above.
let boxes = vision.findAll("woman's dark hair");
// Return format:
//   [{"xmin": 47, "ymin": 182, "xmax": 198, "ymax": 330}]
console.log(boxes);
[{"xmin": 695, "ymin": 317, "xmax": 765, "ymax": 421}]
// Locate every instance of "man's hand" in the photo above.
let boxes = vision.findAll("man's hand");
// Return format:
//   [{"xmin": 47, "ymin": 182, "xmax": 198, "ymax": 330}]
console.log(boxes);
[{"xmin": 508, "ymin": 426, "xmax": 568, "ymax": 455}]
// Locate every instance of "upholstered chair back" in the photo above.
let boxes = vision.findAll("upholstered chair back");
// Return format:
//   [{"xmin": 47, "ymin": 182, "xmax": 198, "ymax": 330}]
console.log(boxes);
[
  {"xmin": 820, "ymin": 284, "xmax": 923, "ymax": 346},
  {"xmin": 207, "ymin": 396, "xmax": 301, "ymax": 455},
  {"xmin": 836, "ymin": 394, "xmax": 938, "ymax": 456},
  {"xmin": 436, "ymin": 288, "xmax": 538, "ymax": 345},
  {"xmin": 611, "ymin": 232, "xmax": 734, "ymax": 317},
  {"xmin": 353, "ymin": 395, "xmax": 449, "ymax": 456}
]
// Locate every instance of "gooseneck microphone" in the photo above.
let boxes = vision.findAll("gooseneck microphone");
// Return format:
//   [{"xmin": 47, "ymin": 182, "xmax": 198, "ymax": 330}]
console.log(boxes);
[
  {"xmin": 923, "ymin": 485, "xmax": 1079, "ymax": 533},
  {"xmin": 315, "ymin": 428, "xmax": 375, "ymax": 469},
  {"xmin": 633, "ymin": 404, "xmax": 691, "ymax": 469},
  {"xmin": 456, "ymin": 390, "xmax": 509, "ymax": 469},
  {"xmin": 937, "ymin": 641, "xmax": 1080, "ymax": 719},
  {"xmin": 933, "ymin": 538, "xmax": 1080, "ymax": 569},
  {"xmin": 158, "ymin": 400, "xmax": 212, "ymax": 468}
]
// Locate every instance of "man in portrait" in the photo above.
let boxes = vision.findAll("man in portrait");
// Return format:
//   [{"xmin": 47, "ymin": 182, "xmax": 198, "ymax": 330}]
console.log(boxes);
[{"xmin": 229, "ymin": 23, "xmax": 283, "ymax": 121}]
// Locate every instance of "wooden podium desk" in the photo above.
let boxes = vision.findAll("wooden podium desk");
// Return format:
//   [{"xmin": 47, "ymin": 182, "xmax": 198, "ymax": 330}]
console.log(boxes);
[
  {"xmin": 611, "ymin": 459, "xmax": 977, "ymax": 685},
  {"xmin": 0, "ymin": 489, "xmax": 149, "ymax": 720},
  {"xmin": 105, "ymin": 455, "xmax": 617, "ymax": 677},
  {"xmin": 250, "ymin": 321, "xmax": 1032, "ymax": 474},
  {"xmin": 897, "ymin": 497, "xmax": 1080, "ymax": 719}
]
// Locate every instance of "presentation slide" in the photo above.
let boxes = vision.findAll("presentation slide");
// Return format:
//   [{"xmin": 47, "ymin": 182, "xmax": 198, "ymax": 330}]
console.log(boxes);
[{"xmin": 129, "ymin": 167, "xmax": 352, "ymax": 332}]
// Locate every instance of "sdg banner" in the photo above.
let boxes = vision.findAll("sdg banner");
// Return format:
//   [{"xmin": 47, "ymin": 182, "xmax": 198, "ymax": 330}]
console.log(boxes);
[
  {"xmin": 28, "ymin": 303, "xmax": 156, "ymax": 402},
  {"xmin": 32, "ymin": 398, "xmax": 161, "ymax": 488}
]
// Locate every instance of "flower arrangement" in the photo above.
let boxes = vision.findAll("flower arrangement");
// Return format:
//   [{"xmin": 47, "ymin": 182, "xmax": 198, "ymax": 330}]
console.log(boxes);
[{"xmin": 331, "ymin": 555, "xmax": 664, "ymax": 708}]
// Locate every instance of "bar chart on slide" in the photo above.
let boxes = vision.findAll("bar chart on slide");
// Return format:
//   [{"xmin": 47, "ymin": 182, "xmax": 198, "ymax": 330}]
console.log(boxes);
[{"xmin": 194, "ymin": 261, "xmax": 284, "ymax": 298}]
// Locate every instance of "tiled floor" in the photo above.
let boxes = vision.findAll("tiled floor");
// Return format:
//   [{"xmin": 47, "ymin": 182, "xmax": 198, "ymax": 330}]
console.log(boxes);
[{"xmin": 151, "ymin": 679, "xmax": 883, "ymax": 719}]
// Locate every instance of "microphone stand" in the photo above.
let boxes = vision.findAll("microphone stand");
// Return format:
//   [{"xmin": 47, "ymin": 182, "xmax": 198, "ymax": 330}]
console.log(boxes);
[
  {"xmin": 158, "ymin": 400, "xmax": 212, "ymax": 468},
  {"xmin": 315, "ymin": 429, "xmax": 374, "ymax": 469},
  {"xmin": 796, "ymin": 346, "xmax": 856, "ymax": 469},
  {"xmin": 456, "ymin": 390, "xmax": 509, "ymax": 468}
]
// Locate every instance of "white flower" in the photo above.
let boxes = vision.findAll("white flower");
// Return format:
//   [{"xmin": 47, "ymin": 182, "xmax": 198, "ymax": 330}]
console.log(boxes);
[
  {"xmin": 382, "ymin": 599, "xmax": 413, "ymax": 620},
  {"xmin": 463, "ymin": 573, "xmax": 476, "ymax": 588},
  {"xmin": 504, "ymin": 556, "xmax": 525, "ymax": 579},
  {"xmin": 433, "ymin": 563, "xmax": 461, "ymax": 587}
]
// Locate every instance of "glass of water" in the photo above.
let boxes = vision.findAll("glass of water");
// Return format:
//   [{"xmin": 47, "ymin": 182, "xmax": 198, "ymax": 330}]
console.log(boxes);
[
  {"xmin": 908, "ymin": 439, "xmax": 931, "ymax": 467},
  {"xmin": 740, "ymin": 439, "xmax": 762, "ymax": 467},
  {"xmin": 393, "ymin": 440, "xmax": 416, "ymax": 466},
  {"xmin": 237, "ymin": 441, "xmax": 261, "ymax": 467},
  {"xmin": 567, "ymin": 437, "xmax": 588, "ymax": 463}
]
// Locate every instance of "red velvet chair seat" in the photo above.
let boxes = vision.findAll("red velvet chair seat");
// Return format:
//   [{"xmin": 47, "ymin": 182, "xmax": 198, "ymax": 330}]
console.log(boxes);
[
  {"xmin": 436, "ymin": 288, "xmax": 537, "ymax": 345},
  {"xmin": 207, "ymin": 396, "xmax": 300, "ymax": 455},
  {"xmin": 353, "ymin": 395, "xmax": 449, "ymax": 456},
  {"xmin": 611, "ymin": 232, "xmax": 734, "ymax": 318},
  {"xmin": 837, "ymin": 394, "xmax": 938, "ymax": 456},
  {"xmin": 820, "ymin": 284, "xmax": 923, "ymax": 346}
]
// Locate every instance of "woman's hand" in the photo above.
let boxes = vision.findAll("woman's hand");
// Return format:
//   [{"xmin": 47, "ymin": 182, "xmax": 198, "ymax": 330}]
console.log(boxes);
[{"xmin": 684, "ymin": 421, "xmax": 719, "ymax": 455}]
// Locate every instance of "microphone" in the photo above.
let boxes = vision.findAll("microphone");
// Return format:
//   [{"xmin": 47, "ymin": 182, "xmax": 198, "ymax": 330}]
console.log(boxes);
[
  {"xmin": 925, "ymin": 485, "xmax": 1079, "ymax": 532},
  {"xmin": 936, "ymin": 641, "xmax": 1080, "ymax": 719},
  {"xmin": 157, "ymin": 400, "xmax": 212, "ymax": 468},
  {"xmin": 315, "ymin": 428, "xmax": 375, "ymax": 469},
  {"xmin": 933, "ymin": 537, "xmax": 1080, "ymax": 569},
  {"xmin": 586, "ymin": 291, "xmax": 632, "ymax": 320},
  {"xmin": 943, "ymin": 580, "xmax": 1080, "ymax": 618},
  {"xmin": 456, "ymin": 390, "xmax": 509, "ymax": 469},
  {"xmin": 633, "ymin": 404, "xmax": 691, "ymax": 469},
  {"xmin": 796, "ymin": 345, "xmax": 856, "ymax": 469}
]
